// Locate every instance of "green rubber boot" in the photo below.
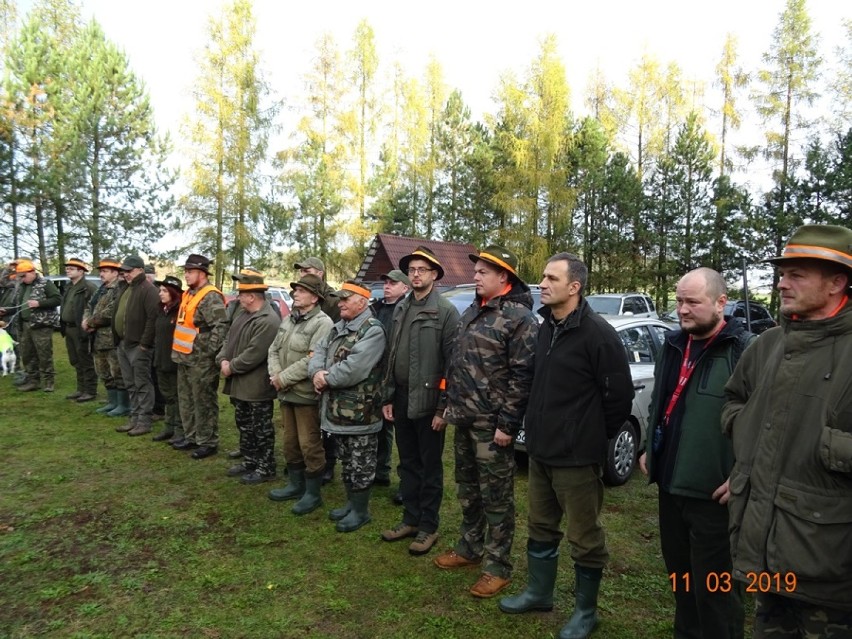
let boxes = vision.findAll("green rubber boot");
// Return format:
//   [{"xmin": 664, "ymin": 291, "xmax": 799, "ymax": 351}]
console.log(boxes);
[
  {"xmin": 107, "ymin": 390, "xmax": 131, "ymax": 417},
  {"xmin": 499, "ymin": 541, "xmax": 559, "ymax": 613},
  {"xmin": 292, "ymin": 475, "xmax": 323, "ymax": 515},
  {"xmin": 328, "ymin": 483, "xmax": 352, "ymax": 521},
  {"xmin": 95, "ymin": 389, "xmax": 118, "ymax": 414},
  {"xmin": 268, "ymin": 467, "xmax": 305, "ymax": 502},
  {"xmin": 559, "ymin": 565, "xmax": 602, "ymax": 639},
  {"xmin": 335, "ymin": 488, "xmax": 371, "ymax": 533}
]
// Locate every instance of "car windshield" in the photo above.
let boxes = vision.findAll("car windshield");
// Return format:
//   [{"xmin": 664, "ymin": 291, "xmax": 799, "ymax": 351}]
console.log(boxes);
[{"xmin": 586, "ymin": 296, "xmax": 621, "ymax": 315}]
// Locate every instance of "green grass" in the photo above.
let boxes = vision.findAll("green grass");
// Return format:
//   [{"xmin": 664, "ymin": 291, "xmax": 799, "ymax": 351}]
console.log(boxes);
[{"xmin": 0, "ymin": 335, "xmax": 690, "ymax": 638}]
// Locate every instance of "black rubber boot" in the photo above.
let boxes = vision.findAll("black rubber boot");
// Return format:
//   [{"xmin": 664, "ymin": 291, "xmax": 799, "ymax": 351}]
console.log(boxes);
[
  {"xmin": 499, "ymin": 540, "xmax": 559, "ymax": 613},
  {"xmin": 559, "ymin": 565, "xmax": 602, "ymax": 639}
]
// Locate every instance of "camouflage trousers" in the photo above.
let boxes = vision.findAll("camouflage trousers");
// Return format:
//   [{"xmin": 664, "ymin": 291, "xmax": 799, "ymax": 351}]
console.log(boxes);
[
  {"xmin": 157, "ymin": 368, "xmax": 182, "ymax": 437},
  {"xmin": 232, "ymin": 398, "xmax": 275, "ymax": 476},
  {"xmin": 177, "ymin": 363, "xmax": 220, "ymax": 448},
  {"xmin": 94, "ymin": 348, "xmax": 124, "ymax": 390},
  {"xmin": 754, "ymin": 593, "xmax": 852, "ymax": 638},
  {"xmin": 335, "ymin": 432, "xmax": 378, "ymax": 491},
  {"xmin": 453, "ymin": 424, "xmax": 516, "ymax": 579},
  {"xmin": 19, "ymin": 324, "xmax": 54, "ymax": 385},
  {"xmin": 64, "ymin": 327, "xmax": 97, "ymax": 395}
]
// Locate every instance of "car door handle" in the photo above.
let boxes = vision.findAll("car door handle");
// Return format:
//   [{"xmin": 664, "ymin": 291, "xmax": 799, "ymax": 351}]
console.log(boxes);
[{"xmin": 633, "ymin": 384, "xmax": 646, "ymax": 391}]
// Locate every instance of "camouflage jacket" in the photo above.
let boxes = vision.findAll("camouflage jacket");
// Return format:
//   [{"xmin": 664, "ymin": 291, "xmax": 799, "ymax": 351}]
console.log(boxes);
[
  {"xmin": 308, "ymin": 307, "xmax": 386, "ymax": 436},
  {"xmin": 171, "ymin": 285, "xmax": 228, "ymax": 369},
  {"xmin": 268, "ymin": 305, "xmax": 333, "ymax": 405},
  {"xmin": 15, "ymin": 276, "xmax": 61, "ymax": 330},
  {"xmin": 84, "ymin": 279, "xmax": 126, "ymax": 352},
  {"xmin": 445, "ymin": 280, "xmax": 539, "ymax": 435}
]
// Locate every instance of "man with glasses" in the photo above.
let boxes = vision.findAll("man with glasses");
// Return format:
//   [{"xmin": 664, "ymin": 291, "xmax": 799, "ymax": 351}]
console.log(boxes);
[{"xmin": 380, "ymin": 248, "xmax": 459, "ymax": 556}]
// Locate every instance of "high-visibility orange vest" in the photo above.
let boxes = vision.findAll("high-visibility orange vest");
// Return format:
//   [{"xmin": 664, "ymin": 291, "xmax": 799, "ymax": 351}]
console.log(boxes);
[{"xmin": 172, "ymin": 284, "xmax": 224, "ymax": 354}]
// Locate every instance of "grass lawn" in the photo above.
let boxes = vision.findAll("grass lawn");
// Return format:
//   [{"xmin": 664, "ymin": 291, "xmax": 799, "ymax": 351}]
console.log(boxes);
[{"xmin": 0, "ymin": 335, "xmax": 721, "ymax": 638}]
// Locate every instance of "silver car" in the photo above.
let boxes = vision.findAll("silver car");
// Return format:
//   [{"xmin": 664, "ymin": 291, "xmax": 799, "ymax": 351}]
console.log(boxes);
[{"xmin": 516, "ymin": 316, "xmax": 671, "ymax": 486}]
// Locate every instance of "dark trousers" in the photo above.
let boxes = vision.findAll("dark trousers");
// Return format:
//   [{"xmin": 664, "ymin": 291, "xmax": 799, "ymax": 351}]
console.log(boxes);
[
  {"xmin": 527, "ymin": 459, "xmax": 608, "ymax": 569},
  {"xmin": 375, "ymin": 418, "xmax": 395, "ymax": 482},
  {"xmin": 659, "ymin": 488, "xmax": 744, "ymax": 639},
  {"xmin": 394, "ymin": 391, "xmax": 445, "ymax": 534},
  {"xmin": 64, "ymin": 327, "xmax": 96, "ymax": 394},
  {"xmin": 117, "ymin": 342, "xmax": 154, "ymax": 427}
]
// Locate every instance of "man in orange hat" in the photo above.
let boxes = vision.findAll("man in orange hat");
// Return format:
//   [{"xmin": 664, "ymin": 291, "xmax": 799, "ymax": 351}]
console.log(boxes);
[
  {"xmin": 308, "ymin": 280, "xmax": 387, "ymax": 533},
  {"xmin": 0, "ymin": 260, "xmax": 61, "ymax": 392},
  {"xmin": 436, "ymin": 245, "xmax": 538, "ymax": 598},
  {"xmin": 217, "ymin": 270, "xmax": 280, "ymax": 484},
  {"xmin": 61, "ymin": 258, "xmax": 98, "ymax": 402},
  {"xmin": 83, "ymin": 258, "xmax": 128, "ymax": 416}
]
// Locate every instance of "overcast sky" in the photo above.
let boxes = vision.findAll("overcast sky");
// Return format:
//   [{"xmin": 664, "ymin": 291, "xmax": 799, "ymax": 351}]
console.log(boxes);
[{"xmin": 63, "ymin": 0, "xmax": 848, "ymax": 143}]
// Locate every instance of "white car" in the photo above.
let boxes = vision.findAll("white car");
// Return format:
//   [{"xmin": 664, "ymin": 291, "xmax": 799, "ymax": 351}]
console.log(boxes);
[
  {"xmin": 516, "ymin": 316, "xmax": 672, "ymax": 486},
  {"xmin": 586, "ymin": 293, "xmax": 657, "ymax": 318}
]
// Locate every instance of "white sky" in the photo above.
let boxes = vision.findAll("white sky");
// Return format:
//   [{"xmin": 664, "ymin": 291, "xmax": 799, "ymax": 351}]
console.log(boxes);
[{"xmin": 70, "ymin": 0, "xmax": 848, "ymax": 145}]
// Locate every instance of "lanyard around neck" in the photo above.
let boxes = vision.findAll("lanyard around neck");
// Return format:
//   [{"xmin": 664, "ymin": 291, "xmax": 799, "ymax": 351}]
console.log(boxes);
[{"xmin": 662, "ymin": 322, "xmax": 726, "ymax": 426}]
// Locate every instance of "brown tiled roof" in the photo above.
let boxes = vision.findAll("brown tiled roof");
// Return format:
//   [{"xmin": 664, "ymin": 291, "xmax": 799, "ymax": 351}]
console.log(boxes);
[{"xmin": 357, "ymin": 233, "xmax": 477, "ymax": 287}]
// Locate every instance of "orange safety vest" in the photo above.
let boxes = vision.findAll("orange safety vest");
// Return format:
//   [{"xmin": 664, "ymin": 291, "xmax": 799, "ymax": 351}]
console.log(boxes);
[{"xmin": 172, "ymin": 284, "xmax": 224, "ymax": 354}]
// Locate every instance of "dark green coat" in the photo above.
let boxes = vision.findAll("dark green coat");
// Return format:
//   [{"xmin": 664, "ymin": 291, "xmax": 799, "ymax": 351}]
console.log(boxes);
[
  {"xmin": 723, "ymin": 302, "xmax": 852, "ymax": 611},
  {"xmin": 61, "ymin": 277, "xmax": 97, "ymax": 327},
  {"xmin": 216, "ymin": 301, "xmax": 280, "ymax": 402},
  {"xmin": 383, "ymin": 287, "xmax": 459, "ymax": 420}
]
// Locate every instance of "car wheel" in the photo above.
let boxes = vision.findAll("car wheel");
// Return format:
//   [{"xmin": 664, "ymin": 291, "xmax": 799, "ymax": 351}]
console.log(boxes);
[{"xmin": 604, "ymin": 421, "xmax": 637, "ymax": 486}]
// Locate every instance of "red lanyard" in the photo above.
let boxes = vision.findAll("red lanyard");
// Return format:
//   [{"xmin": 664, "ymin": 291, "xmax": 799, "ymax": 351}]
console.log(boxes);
[{"xmin": 662, "ymin": 322, "xmax": 726, "ymax": 426}]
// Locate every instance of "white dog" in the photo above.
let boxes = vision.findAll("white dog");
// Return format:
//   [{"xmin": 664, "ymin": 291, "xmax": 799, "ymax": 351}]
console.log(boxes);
[{"xmin": 0, "ymin": 325, "xmax": 17, "ymax": 376}]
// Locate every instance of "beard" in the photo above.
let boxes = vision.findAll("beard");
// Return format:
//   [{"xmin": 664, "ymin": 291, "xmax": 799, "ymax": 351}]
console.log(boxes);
[{"xmin": 681, "ymin": 311, "xmax": 722, "ymax": 337}]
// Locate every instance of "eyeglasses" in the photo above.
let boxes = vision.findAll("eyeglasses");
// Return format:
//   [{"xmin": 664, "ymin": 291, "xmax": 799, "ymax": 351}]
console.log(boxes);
[{"xmin": 407, "ymin": 267, "xmax": 434, "ymax": 275}]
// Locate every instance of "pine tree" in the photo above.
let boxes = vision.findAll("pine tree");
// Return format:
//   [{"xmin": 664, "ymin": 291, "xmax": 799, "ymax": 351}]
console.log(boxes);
[
  {"xmin": 180, "ymin": 0, "xmax": 275, "ymax": 287},
  {"xmin": 754, "ymin": 0, "xmax": 822, "ymax": 312}
]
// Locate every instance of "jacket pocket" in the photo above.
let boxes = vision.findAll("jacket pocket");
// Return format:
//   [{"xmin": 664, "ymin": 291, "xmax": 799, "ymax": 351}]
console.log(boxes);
[
  {"xmin": 819, "ymin": 426, "xmax": 852, "ymax": 474},
  {"xmin": 414, "ymin": 377, "xmax": 442, "ymax": 414},
  {"xmin": 726, "ymin": 466, "xmax": 751, "ymax": 562},
  {"xmin": 767, "ymin": 485, "xmax": 852, "ymax": 582},
  {"xmin": 327, "ymin": 389, "xmax": 381, "ymax": 426}
]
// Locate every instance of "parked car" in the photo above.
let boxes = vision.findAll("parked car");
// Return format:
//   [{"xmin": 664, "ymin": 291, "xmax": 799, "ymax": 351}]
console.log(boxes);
[
  {"xmin": 441, "ymin": 283, "xmax": 543, "ymax": 317},
  {"xmin": 586, "ymin": 293, "xmax": 656, "ymax": 318},
  {"xmin": 516, "ymin": 316, "xmax": 671, "ymax": 486},
  {"xmin": 724, "ymin": 300, "xmax": 776, "ymax": 334},
  {"xmin": 266, "ymin": 286, "xmax": 293, "ymax": 312}
]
